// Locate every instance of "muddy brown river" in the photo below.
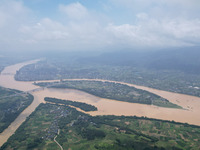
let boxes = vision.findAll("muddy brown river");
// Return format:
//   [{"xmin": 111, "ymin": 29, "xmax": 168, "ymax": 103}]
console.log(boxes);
[{"xmin": 0, "ymin": 60, "xmax": 200, "ymax": 147}]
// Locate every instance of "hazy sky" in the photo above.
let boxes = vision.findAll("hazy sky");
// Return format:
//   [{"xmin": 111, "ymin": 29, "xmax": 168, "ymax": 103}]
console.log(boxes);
[{"xmin": 0, "ymin": 0, "xmax": 200, "ymax": 51}]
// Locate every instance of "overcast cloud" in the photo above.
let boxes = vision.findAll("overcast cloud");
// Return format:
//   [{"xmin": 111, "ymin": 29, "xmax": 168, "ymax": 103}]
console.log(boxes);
[{"xmin": 0, "ymin": 0, "xmax": 200, "ymax": 51}]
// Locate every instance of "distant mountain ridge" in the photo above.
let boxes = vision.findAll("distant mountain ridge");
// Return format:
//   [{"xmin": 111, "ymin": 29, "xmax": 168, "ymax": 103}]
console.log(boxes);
[{"xmin": 80, "ymin": 46, "xmax": 200, "ymax": 74}]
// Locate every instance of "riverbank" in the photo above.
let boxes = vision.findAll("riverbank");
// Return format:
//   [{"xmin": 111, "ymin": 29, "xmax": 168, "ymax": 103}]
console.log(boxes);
[
  {"xmin": 0, "ymin": 60, "xmax": 200, "ymax": 147},
  {"xmin": 0, "ymin": 60, "xmax": 42, "ymax": 147}
]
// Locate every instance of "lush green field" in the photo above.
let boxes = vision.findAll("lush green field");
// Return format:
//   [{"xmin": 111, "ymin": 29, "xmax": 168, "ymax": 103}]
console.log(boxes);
[
  {"xmin": 37, "ymin": 80, "xmax": 181, "ymax": 108},
  {"xmin": 1, "ymin": 102, "xmax": 199, "ymax": 150},
  {"xmin": 44, "ymin": 97, "xmax": 98, "ymax": 112},
  {"xmin": 0, "ymin": 87, "xmax": 33, "ymax": 133}
]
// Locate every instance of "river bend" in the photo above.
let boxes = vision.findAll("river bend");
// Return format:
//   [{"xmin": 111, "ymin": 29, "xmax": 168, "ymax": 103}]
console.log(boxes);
[{"xmin": 0, "ymin": 60, "xmax": 200, "ymax": 147}]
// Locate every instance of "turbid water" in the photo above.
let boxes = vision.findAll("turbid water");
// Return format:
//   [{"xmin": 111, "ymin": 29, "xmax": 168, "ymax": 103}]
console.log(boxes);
[{"xmin": 0, "ymin": 60, "xmax": 200, "ymax": 147}]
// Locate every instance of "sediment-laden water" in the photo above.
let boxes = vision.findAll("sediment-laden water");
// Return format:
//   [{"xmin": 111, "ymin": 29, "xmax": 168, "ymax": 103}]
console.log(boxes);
[{"xmin": 0, "ymin": 60, "xmax": 200, "ymax": 147}]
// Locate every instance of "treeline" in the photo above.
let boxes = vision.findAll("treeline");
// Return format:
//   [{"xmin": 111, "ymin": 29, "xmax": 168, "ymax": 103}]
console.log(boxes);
[
  {"xmin": 42, "ymin": 80, "xmax": 181, "ymax": 108},
  {"xmin": 91, "ymin": 115, "xmax": 200, "ymax": 129},
  {"xmin": 2, "ymin": 102, "xmax": 200, "ymax": 150},
  {"xmin": 0, "ymin": 103, "xmax": 91, "ymax": 150},
  {"xmin": 0, "ymin": 87, "xmax": 18, "ymax": 97},
  {"xmin": 90, "ymin": 116, "xmax": 158, "ymax": 142},
  {"xmin": 44, "ymin": 97, "xmax": 97, "ymax": 112},
  {"xmin": 0, "ymin": 103, "xmax": 53, "ymax": 150},
  {"xmin": 0, "ymin": 87, "xmax": 34, "ymax": 133},
  {"xmin": 14, "ymin": 49, "xmax": 200, "ymax": 97},
  {"xmin": 60, "ymin": 111, "xmax": 158, "ymax": 149}
]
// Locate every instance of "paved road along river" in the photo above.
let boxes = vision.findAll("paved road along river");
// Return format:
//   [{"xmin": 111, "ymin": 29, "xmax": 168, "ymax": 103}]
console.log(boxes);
[{"xmin": 0, "ymin": 60, "xmax": 200, "ymax": 147}]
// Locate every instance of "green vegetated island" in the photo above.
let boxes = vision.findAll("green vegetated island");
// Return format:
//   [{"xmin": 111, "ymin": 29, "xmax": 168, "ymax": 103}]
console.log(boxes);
[
  {"xmin": 36, "ymin": 80, "xmax": 181, "ymax": 108},
  {"xmin": 1, "ymin": 101, "xmax": 199, "ymax": 150},
  {"xmin": 15, "ymin": 48, "xmax": 200, "ymax": 97},
  {"xmin": 0, "ymin": 87, "xmax": 33, "ymax": 133},
  {"xmin": 44, "ymin": 97, "xmax": 97, "ymax": 112}
]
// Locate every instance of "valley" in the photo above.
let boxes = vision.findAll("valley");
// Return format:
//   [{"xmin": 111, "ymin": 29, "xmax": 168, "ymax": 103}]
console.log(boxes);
[{"xmin": 0, "ymin": 59, "xmax": 200, "ymax": 148}]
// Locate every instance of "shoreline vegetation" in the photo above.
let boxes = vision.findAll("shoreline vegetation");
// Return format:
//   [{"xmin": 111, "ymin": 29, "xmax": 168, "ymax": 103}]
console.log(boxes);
[
  {"xmin": 44, "ymin": 97, "xmax": 97, "ymax": 112},
  {"xmin": 15, "ymin": 56, "xmax": 200, "ymax": 98},
  {"xmin": 1, "ymin": 102, "xmax": 199, "ymax": 150},
  {"xmin": 36, "ymin": 80, "xmax": 181, "ymax": 109},
  {"xmin": 1, "ymin": 58, "xmax": 200, "ymax": 149},
  {"xmin": 0, "ymin": 87, "xmax": 33, "ymax": 133},
  {"xmin": 1, "ymin": 48, "xmax": 200, "ymax": 149}
]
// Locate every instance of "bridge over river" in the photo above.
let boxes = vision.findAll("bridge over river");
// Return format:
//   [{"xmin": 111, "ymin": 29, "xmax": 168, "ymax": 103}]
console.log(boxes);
[{"xmin": 0, "ymin": 59, "xmax": 200, "ymax": 147}]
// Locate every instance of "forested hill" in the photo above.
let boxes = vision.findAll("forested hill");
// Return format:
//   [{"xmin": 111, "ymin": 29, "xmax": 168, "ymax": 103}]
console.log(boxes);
[{"xmin": 79, "ymin": 46, "xmax": 200, "ymax": 74}]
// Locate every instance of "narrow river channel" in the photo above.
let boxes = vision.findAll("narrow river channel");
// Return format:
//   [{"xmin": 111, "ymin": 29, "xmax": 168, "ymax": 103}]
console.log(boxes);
[{"xmin": 0, "ymin": 60, "xmax": 200, "ymax": 147}]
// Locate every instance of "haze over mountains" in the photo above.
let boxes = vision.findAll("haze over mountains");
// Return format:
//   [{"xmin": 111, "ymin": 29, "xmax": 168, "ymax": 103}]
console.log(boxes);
[
  {"xmin": 1, "ymin": 0, "xmax": 200, "ymax": 149},
  {"xmin": 80, "ymin": 47, "xmax": 200, "ymax": 75}
]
